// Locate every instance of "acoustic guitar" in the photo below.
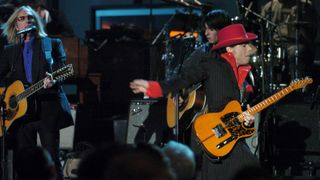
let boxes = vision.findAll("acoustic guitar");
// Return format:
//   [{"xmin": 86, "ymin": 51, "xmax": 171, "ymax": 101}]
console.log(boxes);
[
  {"xmin": 0, "ymin": 64, "xmax": 74, "ymax": 137},
  {"xmin": 166, "ymin": 84, "xmax": 206, "ymax": 128},
  {"xmin": 193, "ymin": 77, "xmax": 313, "ymax": 157}
]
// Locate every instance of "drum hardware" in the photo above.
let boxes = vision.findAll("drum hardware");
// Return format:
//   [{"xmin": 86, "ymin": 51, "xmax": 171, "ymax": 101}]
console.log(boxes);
[
  {"xmin": 293, "ymin": 0, "xmax": 301, "ymax": 80},
  {"xmin": 238, "ymin": 0, "xmax": 279, "ymax": 97}
]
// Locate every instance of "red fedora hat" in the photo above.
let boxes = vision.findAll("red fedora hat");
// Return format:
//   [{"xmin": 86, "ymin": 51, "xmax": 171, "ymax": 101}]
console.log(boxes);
[{"xmin": 212, "ymin": 24, "xmax": 257, "ymax": 50}]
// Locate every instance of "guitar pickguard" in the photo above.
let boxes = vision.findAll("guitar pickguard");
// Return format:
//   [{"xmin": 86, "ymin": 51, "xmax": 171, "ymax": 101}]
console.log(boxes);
[
  {"xmin": 214, "ymin": 112, "xmax": 255, "ymax": 149},
  {"xmin": 221, "ymin": 112, "xmax": 254, "ymax": 138}
]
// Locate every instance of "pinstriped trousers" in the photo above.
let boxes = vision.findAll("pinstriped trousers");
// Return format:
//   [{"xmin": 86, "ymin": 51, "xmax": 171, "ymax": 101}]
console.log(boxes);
[{"xmin": 201, "ymin": 140, "xmax": 260, "ymax": 180}]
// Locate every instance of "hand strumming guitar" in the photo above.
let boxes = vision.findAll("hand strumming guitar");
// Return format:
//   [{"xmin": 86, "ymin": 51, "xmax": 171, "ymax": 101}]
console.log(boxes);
[{"xmin": 243, "ymin": 104, "xmax": 254, "ymax": 127}]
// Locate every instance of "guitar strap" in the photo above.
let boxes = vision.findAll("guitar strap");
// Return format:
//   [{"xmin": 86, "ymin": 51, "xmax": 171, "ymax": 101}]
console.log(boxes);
[{"xmin": 41, "ymin": 37, "xmax": 54, "ymax": 66}]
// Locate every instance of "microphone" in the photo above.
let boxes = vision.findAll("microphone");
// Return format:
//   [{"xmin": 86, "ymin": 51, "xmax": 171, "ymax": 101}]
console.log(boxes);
[{"xmin": 16, "ymin": 26, "xmax": 37, "ymax": 36}]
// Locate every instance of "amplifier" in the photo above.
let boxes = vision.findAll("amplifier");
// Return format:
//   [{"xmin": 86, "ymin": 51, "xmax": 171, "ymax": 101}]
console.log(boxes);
[{"xmin": 126, "ymin": 99, "xmax": 161, "ymax": 144}]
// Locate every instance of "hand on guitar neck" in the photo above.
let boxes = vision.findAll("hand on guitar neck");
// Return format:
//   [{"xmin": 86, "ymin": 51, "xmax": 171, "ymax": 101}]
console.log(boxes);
[{"xmin": 43, "ymin": 72, "xmax": 56, "ymax": 89}]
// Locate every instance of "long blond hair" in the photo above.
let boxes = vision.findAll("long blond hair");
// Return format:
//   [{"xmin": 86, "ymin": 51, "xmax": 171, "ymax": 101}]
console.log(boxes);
[{"xmin": 2, "ymin": 5, "xmax": 47, "ymax": 44}]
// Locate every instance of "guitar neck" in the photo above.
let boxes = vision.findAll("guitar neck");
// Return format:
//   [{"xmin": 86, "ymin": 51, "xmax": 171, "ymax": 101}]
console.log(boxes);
[
  {"xmin": 12, "ymin": 64, "xmax": 73, "ymax": 103},
  {"xmin": 238, "ymin": 85, "xmax": 295, "ymax": 121},
  {"xmin": 16, "ymin": 79, "xmax": 45, "ymax": 101}
]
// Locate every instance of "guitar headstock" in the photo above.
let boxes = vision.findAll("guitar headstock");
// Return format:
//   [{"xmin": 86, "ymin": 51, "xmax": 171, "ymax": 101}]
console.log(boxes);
[
  {"xmin": 290, "ymin": 77, "xmax": 313, "ymax": 90},
  {"xmin": 52, "ymin": 64, "xmax": 74, "ymax": 81}
]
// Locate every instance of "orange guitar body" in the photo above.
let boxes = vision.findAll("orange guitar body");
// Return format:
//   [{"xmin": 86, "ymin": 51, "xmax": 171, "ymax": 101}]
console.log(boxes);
[
  {"xmin": 0, "ymin": 80, "xmax": 27, "ymax": 136},
  {"xmin": 193, "ymin": 100, "xmax": 255, "ymax": 157}
]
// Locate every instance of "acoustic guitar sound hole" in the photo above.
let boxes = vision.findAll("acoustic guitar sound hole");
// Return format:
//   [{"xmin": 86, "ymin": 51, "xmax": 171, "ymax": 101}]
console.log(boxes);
[{"xmin": 9, "ymin": 95, "xmax": 17, "ymax": 109}]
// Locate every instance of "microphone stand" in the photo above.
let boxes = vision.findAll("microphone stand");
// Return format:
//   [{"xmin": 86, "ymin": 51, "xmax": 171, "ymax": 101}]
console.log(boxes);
[
  {"xmin": 150, "ymin": 13, "xmax": 180, "ymax": 140},
  {"xmin": 0, "ymin": 69, "xmax": 15, "ymax": 180},
  {"xmin": 1, "ymin": 34, "xmax": 24, "ymax": 180},
  {"xmin": 239, "ymin": 2, "xmax": 278, "ymax": 166},
  {"xmin": 151, "ymin": 13, "xmax": 175, "ymax": 46},
  {"xmin": 1, "ymin": 83, "xmax": 9, "ymax": 180}
]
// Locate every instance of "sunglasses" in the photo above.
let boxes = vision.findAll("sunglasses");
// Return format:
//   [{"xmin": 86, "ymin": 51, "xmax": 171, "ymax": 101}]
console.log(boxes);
[{"xmin": 16, "ymin": 15, "xmax": 34, "ymax": 22}]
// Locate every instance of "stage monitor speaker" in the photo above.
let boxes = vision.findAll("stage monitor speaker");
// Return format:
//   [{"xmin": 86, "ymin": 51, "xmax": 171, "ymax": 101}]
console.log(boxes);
[{"xmin": 126, "ymin": 99, "xmax": 165, "ymax": 144}]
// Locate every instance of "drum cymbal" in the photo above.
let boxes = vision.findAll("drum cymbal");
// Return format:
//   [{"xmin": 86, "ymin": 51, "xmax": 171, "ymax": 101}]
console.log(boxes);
[
  {"xmin": 162, "ymin": 0, "xmax": 213, "ymax": 10},
  {"xmin": 162, "ymin": 0, "xmax": 200, "ymax": 9}
]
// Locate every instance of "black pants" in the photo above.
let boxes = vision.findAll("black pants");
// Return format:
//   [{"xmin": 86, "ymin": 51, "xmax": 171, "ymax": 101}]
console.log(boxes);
[
  {"xmin": 15, "ymin": 120, "xmax": 63, "ymax": 180},
  {"xmin": 201, "ymin": 141, "xmax": 260, "ymax": 180}
]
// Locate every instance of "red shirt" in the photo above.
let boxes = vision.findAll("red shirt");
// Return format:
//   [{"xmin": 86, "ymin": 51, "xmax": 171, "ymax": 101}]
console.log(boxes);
[{"xmin": 221, "ymin": 52, "xmax": 251, "ymax": 89}]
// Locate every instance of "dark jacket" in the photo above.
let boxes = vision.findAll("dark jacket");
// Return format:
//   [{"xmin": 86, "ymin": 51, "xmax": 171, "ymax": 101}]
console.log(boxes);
[
  {"xmin": 0, "ymin": 37, "xmax": 73, "ymax": 130},
  {"xmin": 160, "ymin": 50, "xmax": 240, "ymax": 113}
]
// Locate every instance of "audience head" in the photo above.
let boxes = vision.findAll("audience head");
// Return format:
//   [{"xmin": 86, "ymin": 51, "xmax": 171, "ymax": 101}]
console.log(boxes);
[
  {"xmin": 162, "ymin": 141, "xmax": 196, "ymax": 180},
  {"xmin": 77, "ymin": 143, "xmax": 175, "ymax": 180},
  {"xmin": 15, "ymin": 146, "xmax": 56, "ymax": 180},
  {"xmin": 231, "ymin": 166, "xmax": 273, "ymax": 180}
]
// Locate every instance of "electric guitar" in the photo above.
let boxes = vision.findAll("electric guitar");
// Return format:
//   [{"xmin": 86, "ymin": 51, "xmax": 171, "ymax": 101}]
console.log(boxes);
[
  {"xmin": 167, "ymin": 84, "xmax": 206, "ymax": 128},
  {"xmin": 193, "ymin": 77, "xmax": 313, "ymax": 157},
  {"xmin": 0, "ymin": 64, "xmax": 74, "ymax": 137}
]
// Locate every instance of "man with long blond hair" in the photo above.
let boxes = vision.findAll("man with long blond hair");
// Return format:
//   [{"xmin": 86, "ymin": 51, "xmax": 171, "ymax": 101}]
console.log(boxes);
[{"xmin": 0, "ymin": 5, "xmax": 73, "ymax": 180}]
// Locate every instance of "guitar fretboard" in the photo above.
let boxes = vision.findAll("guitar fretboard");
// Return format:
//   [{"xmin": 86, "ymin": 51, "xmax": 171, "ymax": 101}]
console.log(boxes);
[
  {"xmin": 16, "ymin": 64, "xmax": 73, "ymax": 102},
  {"xmin": 16, "ymin": 80, "xmax": 45, "ymax": 101},
  {"xmin": 237, "ymin": 78, "xmax": 312, "ymax": 122}
]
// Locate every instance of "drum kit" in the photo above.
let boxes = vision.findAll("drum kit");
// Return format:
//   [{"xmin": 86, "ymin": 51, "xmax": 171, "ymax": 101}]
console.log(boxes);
[{"xmin": 152, "ymin": 2, "xmax": 205, "ymax": 81}]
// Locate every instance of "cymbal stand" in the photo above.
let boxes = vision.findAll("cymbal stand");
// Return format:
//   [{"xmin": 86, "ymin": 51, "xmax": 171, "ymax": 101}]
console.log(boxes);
[{"xmin": 293, "ymin": 0, "xmax": 301, "ymax": 79}]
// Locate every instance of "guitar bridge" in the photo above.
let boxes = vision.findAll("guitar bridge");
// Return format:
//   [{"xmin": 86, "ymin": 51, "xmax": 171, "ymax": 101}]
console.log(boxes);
[
  {"xmin": 213, "ymin": 124, "xmax": 227, "ymax": 138},
  {"xmin": 216, "ymin": 136, "xmax": 237, "ymax": 149}
]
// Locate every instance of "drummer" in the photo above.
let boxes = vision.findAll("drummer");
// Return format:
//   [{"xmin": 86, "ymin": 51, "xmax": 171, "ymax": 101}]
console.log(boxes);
[{"xmin": 261, "ymin": 0, "xmax": 318, "ymax": 81}]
